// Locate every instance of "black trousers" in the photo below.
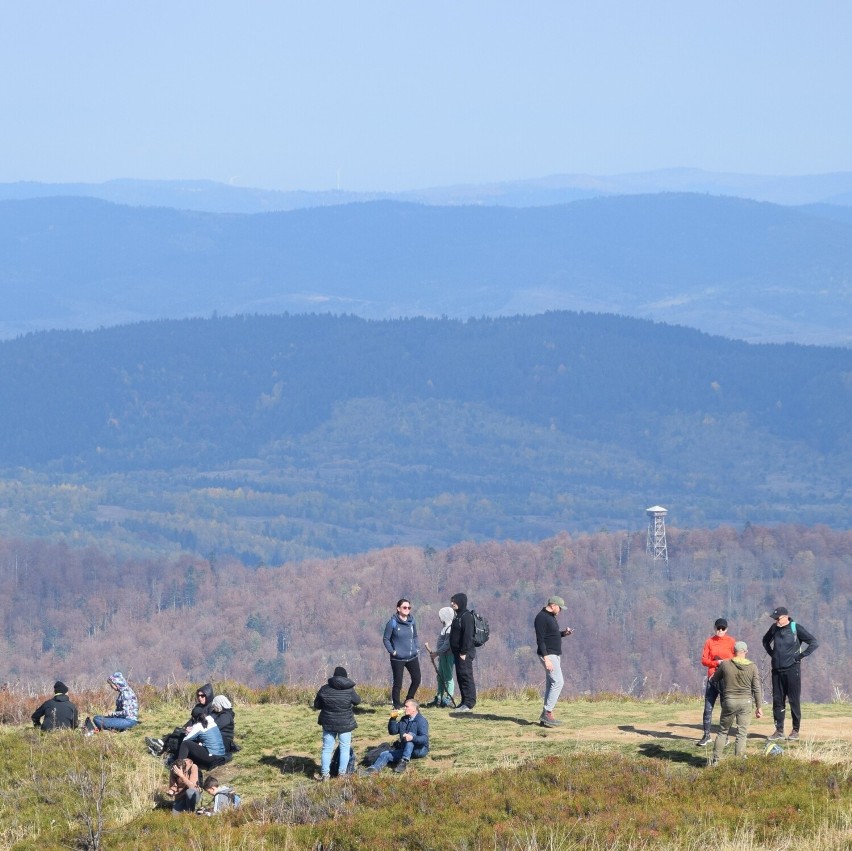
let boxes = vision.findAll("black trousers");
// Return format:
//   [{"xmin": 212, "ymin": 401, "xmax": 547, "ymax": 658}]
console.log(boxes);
[
  {"xmin": 453, "ymin": 650, "xmax": 477, "ymax": 708},
  {"xmin": 771, "ymin": 665, "xmax": 802, "ymax": 731},
  {"xmin": 177, "ymin": 739, "xmax": 227, "ymax": 770},
  {"xmin": 390, "ymin": 657, "xmax": 421, "ymax": 708}
]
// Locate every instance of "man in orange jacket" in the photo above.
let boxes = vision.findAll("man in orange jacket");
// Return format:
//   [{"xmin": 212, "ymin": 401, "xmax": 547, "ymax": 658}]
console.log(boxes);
[{"xmin": 696, "ymin": 618, "xmax": 736, "ymax": 747}]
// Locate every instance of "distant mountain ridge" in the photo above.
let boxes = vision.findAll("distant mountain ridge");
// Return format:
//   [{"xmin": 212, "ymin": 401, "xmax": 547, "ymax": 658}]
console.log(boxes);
[
  {"xmin": 2, "ymin": 193, "xmax": 851, "ymax": 345},
  {"xmin": 3, "ymin": 168, "xmax": 852, "ymax": 211}
]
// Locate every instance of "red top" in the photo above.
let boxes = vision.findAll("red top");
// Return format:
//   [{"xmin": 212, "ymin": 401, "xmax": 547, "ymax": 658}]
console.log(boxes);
[{"xmin": 701, "ymin": 633, "xmax": 736, "ymax": 675}]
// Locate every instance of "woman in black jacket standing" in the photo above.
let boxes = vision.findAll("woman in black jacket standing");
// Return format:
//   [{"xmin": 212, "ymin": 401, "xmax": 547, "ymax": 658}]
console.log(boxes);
[{"xmin": 313, "ymin": 665, "xmax": 361, "ymax": 780}]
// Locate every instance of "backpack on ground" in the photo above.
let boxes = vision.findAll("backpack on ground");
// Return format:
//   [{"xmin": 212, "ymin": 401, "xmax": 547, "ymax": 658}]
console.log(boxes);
[
  {"xmin": 361, "ymin": 742, "xmax": 392, "ymax": 767},
  {"xmin": 330, "ymin": 744, "xmax": 357, "ymax": 776},
  {"xmin": 470, "ymin": 609, "xmax": 490, "ymax": 647}
]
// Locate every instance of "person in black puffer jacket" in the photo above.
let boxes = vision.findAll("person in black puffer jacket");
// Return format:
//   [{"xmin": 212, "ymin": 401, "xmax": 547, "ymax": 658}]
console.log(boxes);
[
  {"xmin": 210, "ymin": 694, "xmax": 238, "ymax": 753},
  {"xmin": 32, "ymin": 681, "xmax": 79, "ymax": 731},
  {"xmin": 313, "ymin": 665, "xmax": 361, "ymax": 780}
]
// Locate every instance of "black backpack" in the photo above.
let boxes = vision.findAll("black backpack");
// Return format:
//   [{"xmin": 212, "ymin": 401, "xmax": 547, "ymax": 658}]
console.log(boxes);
[
  {"xmin": 470, "ymin": 609, "xmax": 490, "ymax": 647},
  {"xmin": 330, "ymin": 744, "xmax": 357, "ymax": 777}
]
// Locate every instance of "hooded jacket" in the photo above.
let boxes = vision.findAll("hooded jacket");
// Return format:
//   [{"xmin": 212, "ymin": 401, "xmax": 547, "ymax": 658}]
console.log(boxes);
[
  {"xmin": 107, "ymin": 672, "xmax": 139, "ymax": 720},
  {"xmin": 313, "ymin": 673, "xmax": 362, "ymax": 733},
  {"xmin": 32, "ymin": 693, "xmax": 79, "ymax": 731},
  {"xmin": 184, "ymin": 715, "xmax": 226, "ymax": 756},
  {"xmin": 436, "ymin": 606, "xmax": 455, "ymax": 655},
  {"xmin": 189, "ymin": 683, "xmax": 215, "ymax": 723},
  {"xmin": 383, "ymin": 612, "xmax": 420, "ymax": 661},
  {"xmin": 211, "ymin": 695, "xmax": 235, "ymax": 751},
  {"xmin": 449, "ymin": 593, "xmax": 475, "ymax": 655},
  {"xmin": 762, "ymin": 621, "xmax": 819, "ymax": 671},
  {"xmin": 711, "ymin": 657, "xmax": 762, "ymax": 706}
]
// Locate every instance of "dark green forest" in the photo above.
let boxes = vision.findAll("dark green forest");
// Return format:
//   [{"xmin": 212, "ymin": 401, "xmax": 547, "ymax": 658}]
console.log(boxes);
[{"xmin": 0, "ymin": 312, "xmax": 850, "ymax": 563}]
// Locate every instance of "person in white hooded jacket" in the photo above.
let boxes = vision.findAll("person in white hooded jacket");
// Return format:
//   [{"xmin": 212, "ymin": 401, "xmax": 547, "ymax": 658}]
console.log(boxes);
[{"xmin": 710, "ymin": 640, "xmax": 763, "ymax": 762}]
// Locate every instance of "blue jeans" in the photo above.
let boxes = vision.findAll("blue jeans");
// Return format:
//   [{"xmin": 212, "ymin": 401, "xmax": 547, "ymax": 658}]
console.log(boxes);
[
  {"xmin": 171, "ymin": 787, "xmax": 200, "ymax": 814},
  {"xmin": 94, "ymin": 715, "xmax": 138, "ymax": 732},
  {"xmin": 372, "ymin": 740, "xmax": 428, "ymax": 770},
  {"xmin": 702, "ymin": 678, "xmax": 720, "ymax": 735},
  {"xmin": 321, "ymin": 730, "xmax": 351, "ymax": 777}
]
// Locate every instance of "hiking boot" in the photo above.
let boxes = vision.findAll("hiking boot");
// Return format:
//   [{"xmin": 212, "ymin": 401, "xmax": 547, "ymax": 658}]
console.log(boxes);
[
  {"xmin": 540, "ymin": 711, "xmax": 562, "ymax": 728},
  {"xmin": 393, "ymin": 759, "xmax": 409, "ymax": 774},
  {"xmin": 767, "ymin": 729, "xmax": 785, "ymax": 742},
  {"xmin": 145, "ymin": 737, "xmax": 164, "ymax": 755},
  {"xmin": 787, "ymin": 729, "xmax": 800, "ymax": 741},
  {"xmin": 696, "ymin": 734, "xmax": 712, "ymax": 747}
]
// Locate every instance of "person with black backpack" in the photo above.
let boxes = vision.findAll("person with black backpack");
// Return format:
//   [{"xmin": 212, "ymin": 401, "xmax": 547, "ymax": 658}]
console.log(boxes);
[
  {"xmin": 313, "ymin": 665, "xmax": 361, "ymax": 781},
  {"xmin": 762, "ymin": 606, "xmax": 819, "ymax": 741},
  {"xmin": 449, "ymin": 593, "xmax": 477, "ymax": 712}
]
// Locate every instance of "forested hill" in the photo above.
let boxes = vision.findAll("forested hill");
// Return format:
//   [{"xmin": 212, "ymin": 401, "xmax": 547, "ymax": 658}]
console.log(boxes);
[
  {"xmin": 0, "ymin": 312, "xmax": 850, "ymax": 563},
  {"xmin": 2, "ymin": 193, "xmax": 852, "ymax": 344}
]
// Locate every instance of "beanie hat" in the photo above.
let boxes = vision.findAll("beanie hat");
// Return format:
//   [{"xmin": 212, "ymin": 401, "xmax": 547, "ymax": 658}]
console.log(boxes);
[
  {"xmin": 439, "ymin": 606, "xmax": 455, "ymax": 627},
  {"xmin": 333, "ymin": 666, "xmax": 348, "ymax": 678},
  {"xmin": 54, "ymin": 681, "xmax": 68, "ymax": 694},
  {"xmin": 211, "ymin": 695, "xmax": 232, "ymax": 712}
]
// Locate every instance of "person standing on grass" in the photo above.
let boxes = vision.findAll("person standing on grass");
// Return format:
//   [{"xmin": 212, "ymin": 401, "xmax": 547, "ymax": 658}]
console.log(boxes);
[
  {"xmin": 696, "ymin": 618, "xmax": 736, "ymax": 747},
  {"xmin": 762, "ymin": 606, "xmax": 819, "ymax": 741},
  {"xmin": 534, "ymin": 596, "xmax": 573, "ymax": 728},
  {"xmin": 383, "ymin": 598, "xmax": 421, "ymax": 709},
  {"xmin": 449, "ymin": 592, "xmax": 477, "ymax": 712},
  {"xmin": 32, "ymin": 681, "xmax": 79, "ymax": 731},
  {"xmin": 427, "ymin": 606, "xmax": 456, "ymax": 707},
  {"xmin": 313, "ymin": 665, "xmax": 361, "ymax": 781},
  {"xmin": 710, "ymin": 641, "xmax": 762, "ymax": 763}
]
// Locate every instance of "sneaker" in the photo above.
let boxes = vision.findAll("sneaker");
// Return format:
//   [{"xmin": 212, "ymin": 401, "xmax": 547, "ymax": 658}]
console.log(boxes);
[
  {"xmin": 455, "ymin": 704, "xmax": 472, "ymax": 713},
  {"xmin": 145, "ymin": 736, "xmax": 164, "ymax": 755},
  {"xmin": 540, "ymin": 711, "xmax": 562, "ymax": 728},
  {"xmin": 787, "ymin": 730, "xmax": 800, "ymax": 741},
  {"xmin": 696, "ymin": 734, "xmax": 712, "ymax": 747},
  {"xmin": 767, "ymin": 729, "xmax": 785, "ymax": 742},
  {"xmin": 83, "ymin": 716, "xmax": 97, "ymax": 734},
  {"xmin": 393, "ymin": 759, "xmax": 409, "ymax": 774}
]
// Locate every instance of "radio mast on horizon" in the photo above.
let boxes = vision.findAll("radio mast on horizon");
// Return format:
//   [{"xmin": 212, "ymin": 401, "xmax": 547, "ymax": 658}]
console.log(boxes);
[{"xmin": 646, "ymin": 505, "xmax": 668, "ymax": 563}]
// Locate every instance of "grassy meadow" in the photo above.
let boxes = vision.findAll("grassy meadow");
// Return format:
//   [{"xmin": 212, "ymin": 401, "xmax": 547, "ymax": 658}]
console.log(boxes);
[{"xmin": 0, "ymin": 683, "xmax": 850, "ymax": 850}]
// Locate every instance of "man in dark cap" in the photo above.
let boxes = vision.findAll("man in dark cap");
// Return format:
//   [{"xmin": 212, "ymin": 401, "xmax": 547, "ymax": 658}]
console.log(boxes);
[
  {"xmin": 32, "ymin": 681, "xmax": 79, "ymax": 731},
  {"xmin": 449, "ymin": 593, "xmax": 477, "ymax": 711},
  {"xmin": 534, "ymin": 595, "xmax": 573, "ymax": 727},
  {"xmin": 762, "ymin": 606, "xmax": 819, "ymax": 741},
  {"xmin": 696, "ymin": 618, "xmax": 736, "ymax": 747}
]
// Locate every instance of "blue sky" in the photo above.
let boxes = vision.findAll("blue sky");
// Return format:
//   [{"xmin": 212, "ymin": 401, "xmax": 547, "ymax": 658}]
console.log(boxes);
[{"xmin": 2, "ymin": 2, "xmax": 849, "ymax": 191}]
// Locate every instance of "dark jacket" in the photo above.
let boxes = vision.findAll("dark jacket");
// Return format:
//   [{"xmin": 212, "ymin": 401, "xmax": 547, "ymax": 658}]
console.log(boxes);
[
  {"xmin": 190, "ymin": 683, "xmax": 215, "ymax": 724},
  {"xmin": 313, "ymin": 674, "xmax": 362, "ymax": 733},
  {"xmin": 383, "ymin": 614, "xmax": 420, "ymax": 661},
  {"xmin": 32, "ymin": 693, "xmax": 78, "ymax": 731},
  {"xmin": 534, "ymin": 607, "xmax": 562, "ymax": 657},
  {"xmin": 214, "ymin": 708, "xmax": 235, "ymax": 751},
  {"xmin": 449, "ymin": 593, "xmax": 475, "ymax": 656},
  {"xmin": 388, "ymin": 711, "xmax": 429, "ymax": 754},
  {"xmin": 762, "ymin": 621, "xmax": 819, "ymax": 671}
]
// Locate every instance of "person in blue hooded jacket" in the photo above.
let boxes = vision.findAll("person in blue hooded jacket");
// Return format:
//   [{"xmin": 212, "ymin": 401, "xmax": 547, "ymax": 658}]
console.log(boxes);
[{"xmin": 382, "ymin": 598, "xmax": 421, "ymax": 709}]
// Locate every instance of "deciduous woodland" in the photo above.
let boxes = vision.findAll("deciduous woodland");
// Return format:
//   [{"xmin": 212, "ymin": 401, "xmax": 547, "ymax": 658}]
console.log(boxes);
[{"xmin": 2, "ymin": 523, "xmax": 848, "ymax": 700}]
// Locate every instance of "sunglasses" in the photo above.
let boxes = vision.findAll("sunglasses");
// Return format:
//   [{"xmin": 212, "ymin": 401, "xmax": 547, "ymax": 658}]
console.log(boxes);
[{"xmin": 399, "ymin": 605, "xmax": 411, "ymax": 610}]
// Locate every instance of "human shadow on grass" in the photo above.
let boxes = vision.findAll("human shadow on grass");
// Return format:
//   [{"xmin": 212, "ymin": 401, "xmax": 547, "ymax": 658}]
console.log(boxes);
[
  {"xmin": 447, "ymin": 711, "xmax": 537, "ymax": 726},
  {"xmin": 636, "ymin": 742, "xmax": 707, "ymax": 767},
  {"xmin": 260, "ymin": 754, "xmax": 319, "ymax": 778},
  {"xmin": 617, "ymin": 725, "xmax": 684, "ymax": 741}
]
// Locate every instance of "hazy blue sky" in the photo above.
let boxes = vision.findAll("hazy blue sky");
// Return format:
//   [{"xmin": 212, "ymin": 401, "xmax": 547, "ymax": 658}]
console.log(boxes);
[{"xmin": 2, "ymin": 2, "xmax": 849, "ymax": 191}]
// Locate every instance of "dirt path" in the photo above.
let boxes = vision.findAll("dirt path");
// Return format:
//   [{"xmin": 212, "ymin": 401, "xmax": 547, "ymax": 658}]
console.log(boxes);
[{"xmin": 574, "ymin": 707, "xmax": 852, "ymax": 743}]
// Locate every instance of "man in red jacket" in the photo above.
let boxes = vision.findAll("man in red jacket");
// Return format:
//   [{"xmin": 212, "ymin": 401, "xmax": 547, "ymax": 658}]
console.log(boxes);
[{"xmin": 696, "ymin": 618, "xmax": 736, "ymax": 747}]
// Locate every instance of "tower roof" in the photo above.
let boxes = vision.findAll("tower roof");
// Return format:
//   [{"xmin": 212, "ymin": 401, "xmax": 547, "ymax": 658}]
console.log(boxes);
[{"xmin": 646, "ymin": 505, "xmax": 667, "ymax": 514}]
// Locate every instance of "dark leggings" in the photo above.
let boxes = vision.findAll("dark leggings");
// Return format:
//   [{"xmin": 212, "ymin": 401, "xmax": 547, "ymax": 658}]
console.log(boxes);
[
  {"xmin": 177, "ymin": 739, "xmax": 225, "ymax": 770},
  {"xmin": 390, "ymin": 657, "xmax": 421, "ymax": 708}
]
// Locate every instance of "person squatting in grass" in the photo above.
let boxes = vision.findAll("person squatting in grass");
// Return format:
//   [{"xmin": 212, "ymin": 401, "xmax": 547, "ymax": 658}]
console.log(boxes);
[
  {"xmin": 31, "ymin": 680, "xmax": 79, "ymax": 731},
  {"xmin": 168, "ymin": 757, "xmax": 201, "ymax": 814},
  {"xmin": 364, "ymin": 699, "xmax": 429, "ymax": 774},
  {"xmin": 200, "ymin": 776, "xmax": 240, "ymax": 814},
  {"xmin": 383, "ymin": 598, "xmax": 421, "ymax": 709},
  {"xmin": 696, "ymin": 618, "xmax": 736, "ymax": 747},
  {"xmin": 313, "ymin": 664, "xmax": 361, "ymax": 781},
  {"xmin": 534, "ymin": 595, "xmax": 573, "ymax": 727},
  {"xmin": 763, "ymin": 606, "xmax": 819, "ymax": 741},
  {"xmin": 710, "ymin": 640, "xmax": 762, "ymax": 763},
  {"xmin": 93, "ymin": 672, "xmax": 139, "ymax": 732},
  {"xmin": 449, "ymin": 593, "xmax": 476, "ymax": 711}
]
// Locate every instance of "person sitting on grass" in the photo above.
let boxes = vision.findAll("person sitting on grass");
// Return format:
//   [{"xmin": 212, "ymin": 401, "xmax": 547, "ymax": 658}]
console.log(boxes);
[
  {"xmin": 210, "ymin": 694, "xmax": 239, "ymax": 753},
  {"xmin": 147, "ymin": 682, "xmax": 213, "ymax": 758},
  {"xmin": 365, "ymin": 699, "xmax": 429, "ymax": 774},
  {"xmin": 177, "ymin": 709, "xmax": 228, "ymax": 769},
  {"xmin": 168, "ymin": 757, "xmax": 201, "ymax": 814},
  {"xmin": 93, "ymin": 672, "xmax": 139, "ymax": 732},
  {"xmin": 199, "ymin": 776, "xmax": 241, "ymax": 814},
  {"xmin": 32, "ymin": 681, "xmax": 79, "ymax": 732}
]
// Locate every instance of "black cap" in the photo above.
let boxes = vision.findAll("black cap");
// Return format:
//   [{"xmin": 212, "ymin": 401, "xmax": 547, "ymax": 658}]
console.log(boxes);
[
  {"xmin": 714, "ymin": 618, "xmax": 728, "ymax": 630},
  {"xmin": 53, "ymin": 681, "xmax": 68, "ymax": 694},
  {"xmin": 770, "ymin": 606, "xmax": 789, "ymax": 619}
]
